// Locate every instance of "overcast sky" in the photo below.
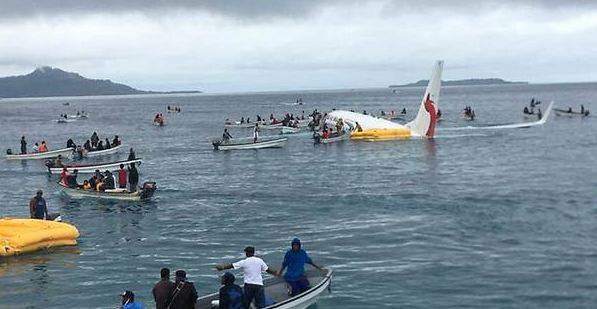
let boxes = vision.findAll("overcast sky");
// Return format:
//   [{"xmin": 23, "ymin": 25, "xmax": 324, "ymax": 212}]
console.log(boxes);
[{"xmin": 1, "ymin": 0, "xmax": 597, "ymax": 92}]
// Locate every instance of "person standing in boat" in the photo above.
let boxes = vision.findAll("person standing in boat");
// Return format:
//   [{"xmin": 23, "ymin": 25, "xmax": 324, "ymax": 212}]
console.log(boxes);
[
  {"xmin": 118, "ymin": 164, "xmax": 128, "ymax": 189},
  {"xmin": 537, "ymin": 108, "xmax": 542, "ymax": 120},
  {"xmin": 29, "ymin": 190, "xmax": 48, "ymax": 220},
  {"xmin": 128, "ymin": 148, "xmax": 136, "ymax": 161},
  {"xmin": 277, "ymin": 238, "xmax": 325, "ymax": 296},
  {"xmin": 128, "ymin": 163, "xmax": 139, "ymax": 192},
  {"xmin": 167, "ymin": 270, "xmax": 198, "ymax": 309},
  {"xmin": 97, "ymin": 140, "xmax": 104, "ymax": 151},
  {"xmin": 216, "ymin": 246, "xmax": 279, "ymax": 309},
  {"xmin": 20, "ymin": 136, "xmax": 27, "ymax": 154},
  {"xmin": 91, "ymin": 132, "xmax": 99, "ymax": 148},
  {"xmin": 152, "ymin": 268, "xmax": 175, "ymax": 309},
  {"xmin": 222, "ymin": 129, "xmax": 233, "ymax": 143},
  {"xmin": 253, "ymin": 123, "xmax": 260, "ymax": 143},
  {"xmin": 219, "ymin": 272, "xmax": 244, "ymax": 309}
]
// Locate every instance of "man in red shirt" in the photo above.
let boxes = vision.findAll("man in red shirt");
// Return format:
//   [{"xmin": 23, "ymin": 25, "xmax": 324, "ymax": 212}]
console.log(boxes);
[{"xmin": 118, "ymin": 164, "xmax": 128, "ymax": 189}]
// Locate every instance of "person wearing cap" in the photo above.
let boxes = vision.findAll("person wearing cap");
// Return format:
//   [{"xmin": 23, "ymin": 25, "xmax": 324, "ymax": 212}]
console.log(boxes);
[
  {"xmin": 121, "ymin": 290, "xmax": 143, "ymax": 309},
  {"xmin": 167, "ymin": 270, "xmax": 197, "ymax": 309},
  {"xmin": 152, "ymin": 268, "xmax": 175, "ymax": 309},
  {"xmin": 277, "ymin": 238, "xmax": 325, "ymax": 296},
  {"xmin": 29, "ymin": 190, "xmax": 48, "ymax": 220},
  {"xmin": 216, "ymin": 246, "xmax": 278, "ymax": 309},
  {"xmin": 219, "ymin": 272, "xmax": 244, "ymax": 309}
]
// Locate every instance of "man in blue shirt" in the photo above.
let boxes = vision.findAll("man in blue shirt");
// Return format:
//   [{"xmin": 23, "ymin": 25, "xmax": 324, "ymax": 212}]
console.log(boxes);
[{"xmin": 277, "ymin": 238, "xmax": 325, "ymax": 296}]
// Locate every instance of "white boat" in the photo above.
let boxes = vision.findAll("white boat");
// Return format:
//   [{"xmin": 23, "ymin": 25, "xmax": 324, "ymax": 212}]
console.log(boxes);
[
  {"xmin": 314, "ymin": 132, "xmax": 350, "ymax": 144},
  {"xmin": 554, "ymin": 108, "xmax": 590, "ymax": 117},
  {"xmin": 47, "ymin": 158, "xmax": 142, "ymax": 174},
  {"xmin": 56, "ymin": 118, "xmax": 76, "ymax": 123},
  {"xmin": 84, "ymin": 144, "xmax": 123, "ymax": 158},
  {"xmin": 197, "ymin": 269, "xmax": 332, "ymax": 309},
  {"xmin": 213, "ymin": 137, "xmax": 287, "ymax": 151},
  {"xmin": 262, "ymin": 123, "xmax": 284, "ymax": 130},
  {"xmin": 281, "ymin": 126, "xmax": 301, "ymax": 134},
  {"xmin": 6, "ymin": 147, "xmax": 74, "ymax": 160},
  {"xmin": 59, "ymin": 181, "xmax": 157, "ymax": 201},
  {"xmin": 67, "ymin": 114, "xmax": 88, "ymax": 119},
  {"xmin": 224, "ymin": 122, "xmax": 255, "ymax": 128}
]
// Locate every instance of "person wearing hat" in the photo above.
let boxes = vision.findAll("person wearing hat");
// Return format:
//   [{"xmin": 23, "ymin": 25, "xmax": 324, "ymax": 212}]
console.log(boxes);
[
  {"xmin": 121, "ymin": 290, "xmax": 143, "ymax": 309},
  {"xmin": 219, "ymin": 272, "xmax": 244, "ymax": 309},
  {"xmin": 29, "ymin": 190, "xmax": 48, "ymax": 220},
  {"xmin": 216, "ymin": 246, "xmax": 278, "ymax": 309},
  {"xmin": 277, "ymin": 238, "xmax": 325, "ymax": 296},
  {"xmin": 167, "ymin": 270, "xmax": 198, "ymax": 309},
  {"xmin": 152, "ymin": 268, "xmax": 175, "ymax": 309}
]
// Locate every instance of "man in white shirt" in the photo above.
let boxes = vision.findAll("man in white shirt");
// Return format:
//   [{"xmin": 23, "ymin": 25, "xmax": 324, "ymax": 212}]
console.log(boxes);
[{"xmin": 216, "ymin": 246, "xmax": 278, "ymax": 309}]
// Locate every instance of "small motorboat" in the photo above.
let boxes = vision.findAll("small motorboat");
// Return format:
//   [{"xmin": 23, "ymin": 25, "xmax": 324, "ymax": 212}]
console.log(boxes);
[
  {"xmin": 56, "ymin": 118, "xmax": 76, "ymax": 123},
  {"xmin": 6, "ymin": 147, "xmax": 74, "ymax": 160},
  {"xmin": 281, "ymin": 126, "xmax": 301, "ymax": 134},
  {"xmin": 46, "ymin": 158, "xmax": 142, "ymax": 174},
  {"xmin": 554, "ymin": 108, "xmax": 590, "ymax": 117},
  {"xmin": 213, "ymin": 137, "xmax": 287, "ymax": 151},
  {"xmin": 84, "ymin": 144, "xmax": 123, "ymax": 158},
  {"xmin": 0, "ymin": 218, "xmax": 79, "ymax": 257},
  {"xmin": 59, "ymin": 181, "xmax": 157, "ymax": 201},
  {"xmin": 314, "ymin": 132, "xmax": 350, "ymax": 144},
  {"xmin": 197, "ymin": 269, "xmax": 332, "ymax": 309}
]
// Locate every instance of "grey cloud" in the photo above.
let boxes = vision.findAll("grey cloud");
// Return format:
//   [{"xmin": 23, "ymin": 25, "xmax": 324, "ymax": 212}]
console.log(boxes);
[{"xmin": 1, "ymin": 0, "xmax": 596, "ymax": 20}]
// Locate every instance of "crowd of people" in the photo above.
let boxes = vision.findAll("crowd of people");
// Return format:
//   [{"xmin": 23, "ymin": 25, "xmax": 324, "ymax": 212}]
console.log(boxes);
[
  {"xmin": 118, "ymin": 239, "xmax": 324, "ymax": 309},
  {"xmin": 58, "ymin": 163, "xmax": 139, "ymax": 193}
]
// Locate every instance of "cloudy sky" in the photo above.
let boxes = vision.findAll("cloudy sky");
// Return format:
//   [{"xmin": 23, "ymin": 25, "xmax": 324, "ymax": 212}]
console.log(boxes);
[{"xmin": 1, "ymin": 0, "xmax": 597, "ymax": 92}]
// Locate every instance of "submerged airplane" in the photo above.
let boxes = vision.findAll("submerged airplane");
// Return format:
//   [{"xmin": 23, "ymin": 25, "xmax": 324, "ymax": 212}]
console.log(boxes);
[
  {"xmin": 326, "ymin": 60, "xmax": 444, "ymax": 140},
  {"xmin": 325, "ymin": 60, "xmax": 552, "ymax": 140}
]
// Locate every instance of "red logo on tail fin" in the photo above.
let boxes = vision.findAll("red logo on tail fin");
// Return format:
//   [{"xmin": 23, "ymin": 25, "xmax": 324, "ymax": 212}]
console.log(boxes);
[{"xmin": 423, "ymin": 93, "xmax": 436, "ymax": 138}]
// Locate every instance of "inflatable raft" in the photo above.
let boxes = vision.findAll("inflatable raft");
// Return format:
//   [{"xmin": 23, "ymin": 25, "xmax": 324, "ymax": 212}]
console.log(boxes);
[{"xmin": 0, "ymin": 218, "xmax": 80, "ymax": 257}]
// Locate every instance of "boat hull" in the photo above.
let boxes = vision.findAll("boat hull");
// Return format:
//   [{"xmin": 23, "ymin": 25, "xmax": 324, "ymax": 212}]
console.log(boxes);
[
  {"xmin": 59, "ymin": 181, "xmax": 156, "ymax": 201},
  {"xmin": 84, "ymin": 144, "xmax": 123, "ymax": 158},
  {"xmin": 196, "ymin": 269, "xmax": 332, "ymax": 309},
  {"xmin": 48, "ymin": 159, "xmax": 142, "ymax": 174},
  {"xmin": 6, "ymin": 147, "xmax": 74, "ymax": 160},
  {"xmin": 554, "ymin": 109, "xmax": 589, "ymax": 117},
  {"xmin": 213, "ymin": 138, "xmax": 287, "ymax": 150}
]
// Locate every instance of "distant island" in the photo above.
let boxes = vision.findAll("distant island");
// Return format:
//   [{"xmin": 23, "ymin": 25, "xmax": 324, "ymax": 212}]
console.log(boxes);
[
  {"xmin": 0, "ymin": 66, "xmax": 201, "ymax": 98},
  {"xmin": 389, "ymin": 78, "xmax": 528, "ymax": 88}
]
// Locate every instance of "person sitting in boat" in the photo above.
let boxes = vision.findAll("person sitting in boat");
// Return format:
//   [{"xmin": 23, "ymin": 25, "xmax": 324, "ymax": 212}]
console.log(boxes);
[
  {"xmin": 112, "ymin": 135, "xmax": 120, "ymax": 147},
  {"xmin": 581, "ymin": 105, "xmax": 585, "ymax": 114},
  {"xmin": 257, "ymin": 115, "xmax": 262, "ymax": 122},
  {"xmin": 82, "ymin": 180, "xmax": 92, "ymax": 190},
  {"xmin": 84, "ymin": 139, "xmax": 92, "ymax": 152},
  {"xmin": 118, "ymin": 164, "xmax": 128, "ymax": 189},
  {"xmin": 88, "ymin": 175, "xmax": 97, "ymax": 190},
  {"xmin": 66, "ymin": 169, "xmax": 79, "ymax": 188},
  {"xmin": 363, "ymin": 110, "xmax": 368, "ymax": 115},
  {"xmin": 32, "ymin": 142, "xmax": 39, "ymax": 153},
  {"xmin": 523, "ymin": 106, "xmax": 530, "ymax": 114},
  {"xmin": 97, "ymin": 141, "xmax": 105, "ymax": 151},
  {"xmin": 39, "ymin": 141, "xmax": 48, "ymax": 152},
  {"xmin": 105, "ymin": 138, "xmax": 111, "ymax": 150},
  {"xmin": 222, "ymin": 129, "xmax": 233, "ymax": 143},
  {"xmin": 240, "ymin": 117, "xmax": 245, "ymax": 124},
  {"xmin": 247, "ymin": 117, "xmax": 251, "ymax": 123},
  {"xmin": 253, "ymin": 123, "xmax": 260, "ymax": 143},
  {"xmin": 224, "ymin": 118, "xmax": 232, "ymax": 125},
  {"xmin": 336, "ymin": 118, "xmax": 344, "ymax": 134},
  {"xmin": 381, "ymin": 110, "xmax": 386, "ymax": 116},
  {"xmin": 29, "ymin": 190, "xmax": 48, "ymax": 220},
  {"xmin": 128, "ymin": 148, "xmax": 136, "ymax": 161},
  {"xmin": 277, "ymin": 238, "xmax": 325, "ymax": 297},
  {"xmin": 66, "ymin": 138, "xmax": 76, "ymax": 149},
  {"xmin": 402, "ymin": 108, "xmax": 407, "ymax": 115},
  {"xmin": 568, "ymin": 107, "xmax": 573, "ymax": 113},
  {"xmin": 355, "ymin": 122, "xmax": 363, "ymax": 132},
  {"xmin": 101, "ymin": 170, "xmax": 115, "ymax": 191},
  {"xmin": 219, "ymin": 272, "xmax": 244, "ymax": 309}
]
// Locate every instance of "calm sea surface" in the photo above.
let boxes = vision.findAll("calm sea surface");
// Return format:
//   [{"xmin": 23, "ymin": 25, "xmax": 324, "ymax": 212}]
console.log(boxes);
[{"xmin": 0, "ymin": 83, "xmax": 596, "ymax": 308}]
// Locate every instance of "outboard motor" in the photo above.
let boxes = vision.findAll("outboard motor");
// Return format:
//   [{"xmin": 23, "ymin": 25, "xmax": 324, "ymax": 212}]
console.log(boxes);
[
  {"xmin": 139, "ymin": 181, "xmax": 157, "ymax": 200},
  {"xmin": 6, "ymin": 148, "xmax": 12, "ymax": 155}
]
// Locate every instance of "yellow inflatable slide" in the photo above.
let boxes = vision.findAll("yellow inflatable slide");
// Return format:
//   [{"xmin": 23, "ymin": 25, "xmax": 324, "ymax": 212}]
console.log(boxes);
[{"xmin": 0, "ymin": 218, "xmax": 80, "ymax": 257}]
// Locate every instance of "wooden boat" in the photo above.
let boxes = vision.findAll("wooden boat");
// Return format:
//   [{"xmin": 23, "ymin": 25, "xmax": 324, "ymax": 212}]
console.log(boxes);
[
  {"xmin": 6, "ymin": 147, "xmax": 74, "ymax": 160},
  {"xmin": 554, "ymin": 108, "xmax": 590, "ymax": 117},
  {"xmin": 213, "ymin": 137, "xmax": 287, "ymax": 151},
  {"xmin": 47, "ymin": 158, "xmax": 142, "ymax": 174},
  {"xmin": 84, "ymin": 144, "xmax": 123, "ymax": 158},
  {"xmin": 197, "ymin": 269, "xmax": 332, "ymax": 309},
  {"xmin": 59, "ymin": 181, "xmax": 157, "ymax": 201}
]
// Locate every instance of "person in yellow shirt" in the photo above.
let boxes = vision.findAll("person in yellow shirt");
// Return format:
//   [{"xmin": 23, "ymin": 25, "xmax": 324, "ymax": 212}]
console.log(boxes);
[{"xmin": 82, "ymin": 180, "xmax": 92, "ymax": 190}]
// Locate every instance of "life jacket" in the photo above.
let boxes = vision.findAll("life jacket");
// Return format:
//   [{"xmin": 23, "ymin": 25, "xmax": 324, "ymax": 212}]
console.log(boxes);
[{"xmin": 39, "ymin": 144, "xmax": 47, "ymax": 152}]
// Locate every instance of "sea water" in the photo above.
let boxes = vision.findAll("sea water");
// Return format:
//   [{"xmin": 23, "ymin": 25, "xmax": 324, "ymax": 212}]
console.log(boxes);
[{"xmin": 0, "ymin": 83, "xmax": 596, "ymax": 308}]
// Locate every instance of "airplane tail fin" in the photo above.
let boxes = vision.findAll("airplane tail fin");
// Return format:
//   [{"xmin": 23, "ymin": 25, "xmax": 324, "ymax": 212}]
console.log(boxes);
[{"xmin": 406, "ymin": 60, "xmax": 443, "ymax": 138}]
